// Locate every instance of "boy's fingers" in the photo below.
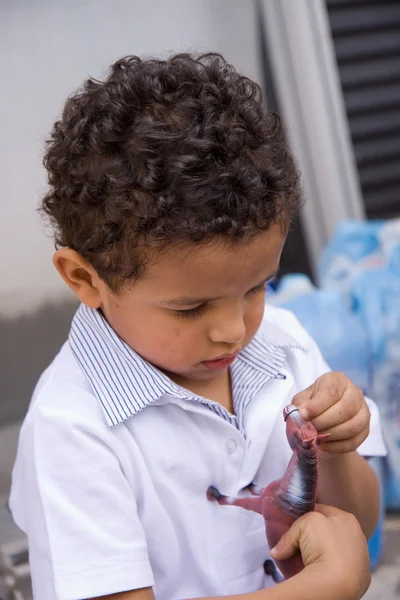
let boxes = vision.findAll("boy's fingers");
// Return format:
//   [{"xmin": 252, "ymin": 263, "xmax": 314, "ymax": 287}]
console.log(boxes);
[
  {"xmin": 310, "ymin": 396, "xmax": 367, "ymax": 432},
  {"xmin": 315, "ymin": 408, "xmax": 369, "ymax": 442},
  {"xmin": 293, "ymin": 388, "xmax": 337, "ymax": 421},
  {"xmin": 272, "ymin": 505, "xmax": 351, "ymax": 559},
  {"xmin": 293, "ymin": 373, "xmax": 349, "ymax": 421},
  {"xmin": 314, "ymin": 503, "xmax": 342, "ymax": 518},
  {"xmin": 315, "ymin": 504, "xmax": 362, "ymax": 532},
  {"xmin": 271, "ymin": 513, "xmax": 324, "ymax": 560},
  {"xmin": 270, "ymin": 525, "xmax": 302, "ymax": 560},
  {"xmin": 317, "ymin": 430, "xmax": 369, "ymax": 454},
  {"xmin": 291, "ymin": 387, "xmax": 314, "ymax": 420}
]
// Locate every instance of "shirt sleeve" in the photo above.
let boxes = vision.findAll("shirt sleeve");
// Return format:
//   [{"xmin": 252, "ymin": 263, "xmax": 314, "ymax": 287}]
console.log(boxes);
[{"xmin": 10, "ymin": 405, "xmax": 154, "ymax": 600}]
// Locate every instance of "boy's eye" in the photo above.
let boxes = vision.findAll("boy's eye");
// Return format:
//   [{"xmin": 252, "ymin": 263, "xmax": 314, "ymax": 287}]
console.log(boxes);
[
  {"xmin": 247, "ymin": 280, "xmax": 268, "ymax": 295},
  {"xmin": 171, "ymin": 304, "xmax": 206, "ymax": 320},
  {"xmin": 171, "ymin": 280, "xmax": 269, "ymax": 320}
]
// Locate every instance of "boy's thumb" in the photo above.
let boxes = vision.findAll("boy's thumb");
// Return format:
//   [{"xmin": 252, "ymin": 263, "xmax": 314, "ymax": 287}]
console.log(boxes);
[{"xmin": 270, "ymin": 523, "xmax": 301, "ymax": 561}]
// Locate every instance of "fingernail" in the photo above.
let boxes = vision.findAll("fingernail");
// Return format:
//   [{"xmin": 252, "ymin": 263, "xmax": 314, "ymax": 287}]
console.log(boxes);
[
  {"xmin": 270, "ymin": 547, "xmax": 277, "ymax": 557},
  {"xmin": 299, "ymin": 408, "xmax": 309, "ymax": 420}
]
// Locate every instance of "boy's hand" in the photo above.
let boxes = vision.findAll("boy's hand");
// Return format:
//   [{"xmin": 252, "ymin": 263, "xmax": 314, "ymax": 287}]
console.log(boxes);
[
  {"xmin": 271, "ymin": 504, "xmax": 371, "ymax": 598},
  {"xmin": 292, "ymin": 372, "xmax": 370, "ymax": 455}
]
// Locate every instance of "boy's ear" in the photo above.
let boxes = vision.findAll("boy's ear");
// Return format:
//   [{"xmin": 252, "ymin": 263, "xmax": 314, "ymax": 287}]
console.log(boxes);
[{"xmin": 53, "ymin": 249, "xmax": 103, "ymax": 309}]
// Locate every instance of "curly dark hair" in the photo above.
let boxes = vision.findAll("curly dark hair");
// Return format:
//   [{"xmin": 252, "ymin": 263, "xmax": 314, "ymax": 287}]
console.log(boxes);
[{"xmin": 41, "ymin": 53, "xmax": 302, "ymax": 290}]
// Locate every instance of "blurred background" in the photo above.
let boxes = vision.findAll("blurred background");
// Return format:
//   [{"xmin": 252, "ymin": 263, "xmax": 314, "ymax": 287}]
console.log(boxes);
[{"xmin": 1, "ymin": 0, "xmax": 399, "ymax": 597}]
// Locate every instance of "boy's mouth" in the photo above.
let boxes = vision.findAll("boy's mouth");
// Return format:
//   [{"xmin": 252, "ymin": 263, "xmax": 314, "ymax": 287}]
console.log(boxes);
[{"xmin": 201, "ymin": 352, "xmax": 239, "ymax": 371}]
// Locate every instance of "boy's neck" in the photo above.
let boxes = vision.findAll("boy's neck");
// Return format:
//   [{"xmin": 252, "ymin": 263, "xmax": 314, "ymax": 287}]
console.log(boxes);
[{"xmin": 170, "ymin": 369, "xmax": 234, "ymax": 415}]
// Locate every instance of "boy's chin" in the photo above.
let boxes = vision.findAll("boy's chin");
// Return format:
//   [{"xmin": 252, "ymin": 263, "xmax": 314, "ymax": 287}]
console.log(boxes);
[{"xmin": 158, "ymin": 364, "xmax": 228, "ymax": 384}]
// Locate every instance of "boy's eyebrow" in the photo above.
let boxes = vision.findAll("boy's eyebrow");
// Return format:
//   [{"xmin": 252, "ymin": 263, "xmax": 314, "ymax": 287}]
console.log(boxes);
[{"xmin": 162, "ymin": 270, "xmax": 279, "ymax": 307}]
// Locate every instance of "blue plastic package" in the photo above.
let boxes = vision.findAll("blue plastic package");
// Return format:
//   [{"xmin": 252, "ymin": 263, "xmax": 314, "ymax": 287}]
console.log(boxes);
[
  {"xmin": 269, "ymin": 274, "xmax": 372, "ymax": 392},
  {"xmin": 351, "ymin": 255, "xmax": 400, "ymax": 509},
  {"xmin": 318, "ymin": 220, "xmax": 385, "ymax": 294}
]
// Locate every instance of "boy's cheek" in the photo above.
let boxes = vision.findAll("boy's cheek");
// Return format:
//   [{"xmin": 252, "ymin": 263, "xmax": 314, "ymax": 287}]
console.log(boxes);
[
  {"xmin": 244, "ymin": 299, "xmax": 266, "ymax": 339},
  {"xmin": 133, "ymin": 324, "xmax": 201, "ymax": 367}
]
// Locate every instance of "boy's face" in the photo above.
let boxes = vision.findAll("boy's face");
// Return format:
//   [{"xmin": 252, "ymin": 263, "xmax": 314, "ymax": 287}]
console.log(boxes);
[{"xmin": 98, "ymin": 225, "xmax": 285, "ymax": 389}]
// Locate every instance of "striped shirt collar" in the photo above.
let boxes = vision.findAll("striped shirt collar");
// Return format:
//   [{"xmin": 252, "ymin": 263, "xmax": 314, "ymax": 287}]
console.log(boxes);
[{"xmin": 69, "ymin": 304, "xmax": 294, "ymax": 431}]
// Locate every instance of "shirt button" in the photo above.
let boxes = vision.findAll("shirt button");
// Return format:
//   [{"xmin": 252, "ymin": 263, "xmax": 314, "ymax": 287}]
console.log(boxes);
[{"xmin": 226, "ymin": 439, "xmax": 237, "ymax": 454}]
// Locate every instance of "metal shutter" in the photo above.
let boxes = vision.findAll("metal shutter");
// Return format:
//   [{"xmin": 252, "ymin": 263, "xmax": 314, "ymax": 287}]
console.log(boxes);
[{"xmin": 326, "ymin": 0, "xmax": 400, "ymax": 220}]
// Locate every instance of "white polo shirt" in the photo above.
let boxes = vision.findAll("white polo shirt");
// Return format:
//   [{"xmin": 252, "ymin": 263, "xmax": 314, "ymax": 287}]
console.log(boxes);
[{"xmin": 9, "ymin": 304, "xmax": 386, "ymax": 600}]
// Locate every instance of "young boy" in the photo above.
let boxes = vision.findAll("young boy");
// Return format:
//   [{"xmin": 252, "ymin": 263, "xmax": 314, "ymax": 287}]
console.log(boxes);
[{"xmin": 10, "ymin": 53, "xmax": 385, "ymax": 600}]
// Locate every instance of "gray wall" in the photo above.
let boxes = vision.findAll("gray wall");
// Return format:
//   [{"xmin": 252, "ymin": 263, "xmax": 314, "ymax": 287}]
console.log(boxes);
[{"xmin": 0, "ymin": 301, "xmax": 78, "ymax": 425}]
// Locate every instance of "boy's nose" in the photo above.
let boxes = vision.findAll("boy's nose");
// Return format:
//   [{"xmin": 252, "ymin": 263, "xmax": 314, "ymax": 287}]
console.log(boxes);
[{"xmin": 209, "ymin": 308, "xmax": 246, "ymax": 345}]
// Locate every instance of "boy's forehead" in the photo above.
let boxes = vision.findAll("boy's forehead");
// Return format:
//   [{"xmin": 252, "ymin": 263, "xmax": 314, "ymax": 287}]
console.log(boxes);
[{"xmin": 142, "ymin": 227, "xmax": 285, "ymax": 295}]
